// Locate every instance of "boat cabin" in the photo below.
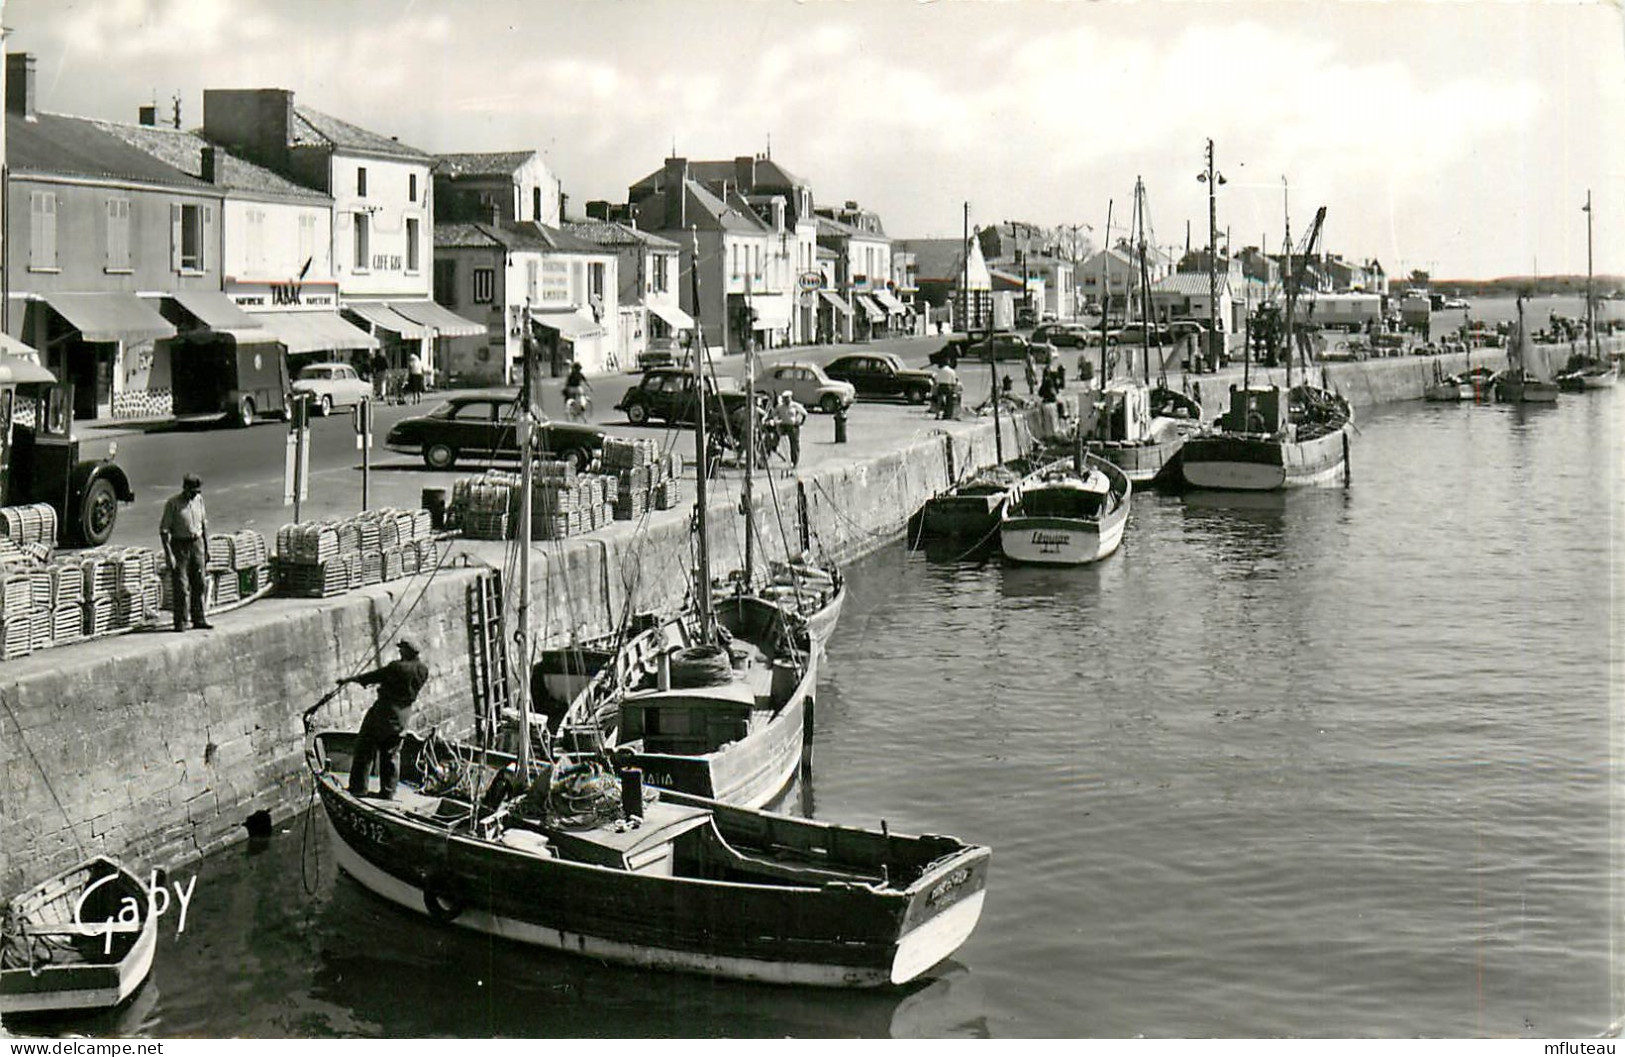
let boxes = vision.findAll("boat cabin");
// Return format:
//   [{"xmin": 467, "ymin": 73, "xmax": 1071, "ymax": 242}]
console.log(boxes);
[
  {"xmin": 1221, "ymin": 386, "xmax": 1285, "ymax": 435},
  {"xmin": 1020, "ymin": 466, "xmax": 1113, "ymax": 519},
  {"xmin": 619, "ymin": 652, "xmax": 800, "ymax": 757},
  {"xmin": 1095, "ymin": 381, "xmax": 1151, "ymax": 443}
]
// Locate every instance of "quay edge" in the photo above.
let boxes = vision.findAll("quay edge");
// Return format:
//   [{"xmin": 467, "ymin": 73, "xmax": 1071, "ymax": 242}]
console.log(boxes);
[{"xmin": 2, "ymin": 339, "xmax": 1613, "ymax": 896}]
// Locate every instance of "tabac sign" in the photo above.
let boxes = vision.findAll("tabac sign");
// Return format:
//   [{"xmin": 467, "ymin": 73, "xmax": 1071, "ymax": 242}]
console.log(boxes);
[{"xmin": 227, "ymin": 279, "xmax": 339, "ymax": 311}]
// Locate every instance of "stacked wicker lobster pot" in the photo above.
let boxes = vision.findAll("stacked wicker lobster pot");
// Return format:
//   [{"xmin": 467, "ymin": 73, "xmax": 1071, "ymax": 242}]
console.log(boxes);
[
  {"xmin": 600, "ymin": 438, "xmax": 684, "ymax": 520},
  {"xmin": 274, "ymin": 509, "xmax": 438, "ymax": 598},
  {"xmin": 0, "ymin": 535, "xmax": 167, "ymax": 659},
  {"xmin": 451, "ymin": 466, "xmax": 614, "ymax": 542}
]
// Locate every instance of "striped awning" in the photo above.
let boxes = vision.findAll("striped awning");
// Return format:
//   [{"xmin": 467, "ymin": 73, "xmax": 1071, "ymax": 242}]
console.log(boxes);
[
  {"xmin": 386, "ymin": 300, "xmax": 485, "ymax": 338},
  {"xmin": 253, "ymin": 311, "xmax": 380, "ymax": 354},
  {"xmin": 855, "ymin": 294, "xmax": 885, "ymax": 322},
  {"xmin": 344, "ymin": 301, "xmax": 430, "ymax": 340},
  {"xmin": 817, "ymin": 290, "xmax": 852, "ymax": 317}
]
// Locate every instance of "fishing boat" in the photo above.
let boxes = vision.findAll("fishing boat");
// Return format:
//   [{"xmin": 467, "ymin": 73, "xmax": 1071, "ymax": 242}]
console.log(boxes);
[
  {"xmin": 1496, "ymin": 297, "xmax": 1561, "ymax": 403},
  {"xmin": 1180, "ymin": 383, "xmax": 1352, "ymax": 490},
  {"xmin": 999, "ymin": 448, "xmax": 1131, "ymax": 566},
  {"xmin": 1424, "ymin": 361, "xmax": 1473, "ymax": 402},
  {"xmin": 1181, "ymin": 200, "xmax": 1353, "ymax": 491},
  {"xmin": 1087, "ymin": 379, "xmax": 1202, "ymax": 483},
  {"xmin": 1556, "ymin": 192, "xmax": 1617, "ymax": 391},
  {"xmin": 1, "ymin": 857, "xmax": 157, "ymax": 1015},
  {"xmin": 305, "ymin": 729, "xmax": 989, "ymax": 987},
  {"xmin": 915, "ymin": 463, "xmax": 1027, "ymax": 541}
]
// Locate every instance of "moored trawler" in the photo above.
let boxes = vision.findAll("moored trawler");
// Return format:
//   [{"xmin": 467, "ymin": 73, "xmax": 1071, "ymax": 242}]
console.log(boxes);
[
  {"xmin": 999, "ymin": 453, "xmax": 1131, "ymax": 565},
  {"xmin": 1085, "ymin": 379, "xmax": 1202, "ymax": 485},
  {"xmin": 1180, "ymin": 384, "xmax": 1352, "ymax": 491}
]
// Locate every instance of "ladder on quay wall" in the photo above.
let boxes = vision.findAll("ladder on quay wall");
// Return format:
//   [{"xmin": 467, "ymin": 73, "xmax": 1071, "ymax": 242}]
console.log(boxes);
[{"xmin": 467, "ymin": 571, "xmax": 513, "ymax": 742}]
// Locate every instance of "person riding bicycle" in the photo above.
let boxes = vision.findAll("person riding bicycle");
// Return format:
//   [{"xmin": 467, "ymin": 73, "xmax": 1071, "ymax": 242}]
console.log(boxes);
[{"xmin": 562, "ymin": 362, "xmax": 592, "ymax": 420}]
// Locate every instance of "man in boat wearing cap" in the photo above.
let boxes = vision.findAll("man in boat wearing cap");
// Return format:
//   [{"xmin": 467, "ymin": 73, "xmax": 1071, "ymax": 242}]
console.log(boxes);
[
  {"xmin": 338, "ymin": 639, "xmax": 429, "ymax": 799},
  {"xmin": 159, "ymin": 473, "xmax": 211, "ymax": 632}
]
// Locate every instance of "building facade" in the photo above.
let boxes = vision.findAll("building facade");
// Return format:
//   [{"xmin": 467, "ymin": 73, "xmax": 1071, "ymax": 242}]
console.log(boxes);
[{"xmin": 565, "ymin": 220, "xmax": 688, "ymax": 370}]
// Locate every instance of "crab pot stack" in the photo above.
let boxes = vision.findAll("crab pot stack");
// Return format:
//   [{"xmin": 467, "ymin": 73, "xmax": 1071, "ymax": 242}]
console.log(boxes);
[
  {"xmin": 275, "ymin": 510, "xmax": 437, "ymax": 597},
  {"xmin": 458, "ymin": 473, "xmax": 517, "ymax": 541},
  {"xmin": 601, "ymin": 438, "xmax": 677, "ymax": 520},
  {"xmin": 531, "ymin": 462, "xmax": 614, "ymax": 540},
  {"xmin": 0, "ymin": 503, "xmax": 59, "ymax": 548},
  {"xmin": 227, "ymin": 529, "xmax": 271, "ymax": 597}
]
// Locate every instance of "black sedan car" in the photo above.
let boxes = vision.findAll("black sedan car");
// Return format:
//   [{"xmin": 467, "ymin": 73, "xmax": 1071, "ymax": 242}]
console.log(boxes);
[
  {"xmin": 822, "ymin": 352, "xmax": 935, "ymax": 403},
  {"xmin": 384, "ymin": 391, "xmax": 606, "ymax": 471},
  {"xmin": 615, "ymin": 367, "xmax": 760, "ymax": 430}
]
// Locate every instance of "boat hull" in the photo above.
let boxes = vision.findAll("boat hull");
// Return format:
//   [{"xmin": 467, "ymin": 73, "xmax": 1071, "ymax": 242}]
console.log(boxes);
[
  {"xmin": 312, "ymin": 763, "xmax": 991, "ymax": 989},
  {"xmin": 999, "ymin": 511, "xmax": 1126, "ymax": 565},
  {"xmin": 918, "ymin": 492, "xmax": 1005, "ymax": 539},
  {"xmin": 0, "ymin": 859, "xmax": 158, "ymax": 1015},
  {"xmin": 1086, "ymin": 435, "xmax": 1187, "ymax": 484},
  {"xmin": 1180, "ymin": 427, "xmax": 1350, "ymax": 491}
]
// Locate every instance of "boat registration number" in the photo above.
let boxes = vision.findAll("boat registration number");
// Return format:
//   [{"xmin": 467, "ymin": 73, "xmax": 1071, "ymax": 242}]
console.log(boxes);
[
  {"xmin": 927, "ymin": 868, "xmax": 971, "ymax": 907},
  {"xmin": 1030, "ymin": 531, "xmax": 1070, "ymax": 554}
]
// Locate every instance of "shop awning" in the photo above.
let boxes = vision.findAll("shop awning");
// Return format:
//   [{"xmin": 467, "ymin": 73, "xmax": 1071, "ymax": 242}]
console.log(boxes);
[
  {"xmin": 254, "ymin": 310, "xmax": 380, "ymax": 354},
  {"xmin": 344, "ymin": 301, "xmax": 430, "ymax": 340},
  {"xmin": 42, "ymin": 292, "xmax": 175, "ymax": 345},
  {"xmin": 749, "ymin": 293, "xmax": 792, "ymax": 330},
  {"xmin": 817, "ymin": 289, "xmax": 852, "ymax": 317},
  {"xmin": 0, "ymin": 354, "xmax": 54, "ymax": 385},
  {"xmin": 167, "ymin": 290, "xmax": 266, "ymax": 341},
  {"xmin": 0, "ymin": 332, "xmax": 40, "ymax": 359},
  {"xmin": 649, "ymin": 303, "xmax": 695, "ymax": 330},
  {"xmin": 855, "ymin": 294, "xmax": 886, "ymax": 322},
  {"xmin": 531, "ymin": 308, "xmax": 604, "ymax": 341},
  {"xmin": 386, "ymin": 300, "xmax": 485, "ymax": 338},
  {"xmin": 872, "ymin": 289, "xmax": 907, "ymax": 314}
]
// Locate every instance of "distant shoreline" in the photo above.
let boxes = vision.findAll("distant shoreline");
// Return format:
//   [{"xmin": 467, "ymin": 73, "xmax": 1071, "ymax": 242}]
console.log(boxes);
[{"xmin": 1422, "ymin": 276, "xmax": 1623, "ymax": 298}]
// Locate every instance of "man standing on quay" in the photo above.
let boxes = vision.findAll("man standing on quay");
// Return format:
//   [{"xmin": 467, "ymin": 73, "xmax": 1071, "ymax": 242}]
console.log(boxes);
[
  {"xmin": 159, "ymin": 474, "xmax": 212, "ymax": 632},
  {"xmin": 339, "ymin": 639, "xmax": 429, "ymax": 799}
]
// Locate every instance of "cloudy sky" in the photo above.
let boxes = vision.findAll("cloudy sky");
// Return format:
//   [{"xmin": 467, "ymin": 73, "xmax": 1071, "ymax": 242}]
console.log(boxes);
[{"xmin": 8, "ymin": 0, "xmax": 1623, "ymax": 280}]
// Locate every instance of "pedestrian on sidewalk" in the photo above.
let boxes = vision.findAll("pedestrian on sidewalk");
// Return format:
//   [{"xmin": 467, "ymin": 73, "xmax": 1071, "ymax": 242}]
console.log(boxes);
[
  {"xmin": 771, "ymin": 391, "xmax": 807, "ymax": 474},
  {"xmin": 371, "ymin": 351, "xmax": 389, "ymax": 400},
  {"xmin": 339, "ymin": 639, "xmax": 429, "ymax": 800},
  {"xmin": 159, "ymin": 473, "xmax": 212, "ymax": 632},
  {"xmin": 1023, "ymin": 352, "xmax": 1038, "ymax": 395},
  {"xmin": 406, "ymin": 351, "xmax": 425, "ymax": 404}
]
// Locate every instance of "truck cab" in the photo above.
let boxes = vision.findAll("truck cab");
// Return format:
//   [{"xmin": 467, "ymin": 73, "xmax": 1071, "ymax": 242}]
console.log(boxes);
[{"xmin": 1, "ymin": 372, "xmax": 133, "ymax": 546}]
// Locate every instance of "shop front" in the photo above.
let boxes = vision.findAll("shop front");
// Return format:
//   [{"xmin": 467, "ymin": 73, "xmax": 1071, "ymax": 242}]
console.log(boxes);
[
  {"xmin": 816, "ymin": 289, "xmax": 852, "ymax": 344},
  {"xmin": 28, "ymin": 293, "xmax": 177, "ymax": 420},
  {"xmin": 529, "ymin": 308, "xmax": 606, "ymax": 377}
]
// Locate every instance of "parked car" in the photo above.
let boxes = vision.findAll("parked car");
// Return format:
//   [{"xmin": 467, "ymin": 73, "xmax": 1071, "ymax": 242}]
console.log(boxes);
[
  {"xmin": 291, "ymin": 362, "xmax": 371, "ymax": 416},
  {"xmin": 636, "ymin": 337, "xmax": 682, "ymax": 372},
  {"xmin": 1015, "ymin": 305, "xmax": 1039, "ymax": 328},
  {"xmin": 822, "ymin": 352, "xmax": 935, "ymax": 404},
  {"xmin": 929, "ymin": 332, "xmax": 1053, "ymax": 369},
  {"xmin": 615, "ymin": 367, "xmax": 760, "ymax": 430},
  {"xmin": 1029, "ymin": 323, "xmax": 1092, "ymax": 348},
  {"xmin": 384, "ymin": 391, "xmax": 605, "ymax": 471},
  {"xmin": 761, "ymin": 361, "xmax": 855, "ymax": 413}
]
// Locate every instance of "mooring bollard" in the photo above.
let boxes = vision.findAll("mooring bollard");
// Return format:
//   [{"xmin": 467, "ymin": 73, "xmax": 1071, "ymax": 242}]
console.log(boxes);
[{"xmin": 834, "ymin": 405, "xmax": 848, "ymax": 444}]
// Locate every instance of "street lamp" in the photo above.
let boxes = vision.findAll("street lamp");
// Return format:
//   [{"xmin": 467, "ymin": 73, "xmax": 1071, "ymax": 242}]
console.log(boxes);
[{"xmin": 1197, "ymin": 139, "xmax": 1226, "ymax": 371}]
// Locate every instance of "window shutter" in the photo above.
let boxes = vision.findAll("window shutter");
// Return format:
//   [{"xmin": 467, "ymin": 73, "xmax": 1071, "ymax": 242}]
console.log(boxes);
[
  {"xmin": 203, "ymin": 206, "xmax": 214, "ymax": 272},
  {"xmin": 170, "ymin": 203, "xmax": 183, "ymax": 272}
]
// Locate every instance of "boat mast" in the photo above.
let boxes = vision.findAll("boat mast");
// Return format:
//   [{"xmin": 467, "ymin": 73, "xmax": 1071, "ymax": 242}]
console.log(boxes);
[
  {"xmin": 1135, "ymin": 177, "xmax": 1152, "ymax": 385},
  {"xmin": 743, "ymin": 268, "xmax": 755, "ymax": 587},
  {"xmin": 1283, "ymin": 178, "xmax": 1294, "ymax": 392},
  {"xmin": 1585, "ymin": 189, "xmax": 1595, "ymax": 362},
  {"xmin": 517, "ymin": 307, "xmax": 535, "ymax": 781},
  {"xmin": 1099, "ymin": 199, "xmax": 1112, "ymax": 385},
  {"xmin": 689, "ymin": 228, "xmax": 715, "ymax": 645}
]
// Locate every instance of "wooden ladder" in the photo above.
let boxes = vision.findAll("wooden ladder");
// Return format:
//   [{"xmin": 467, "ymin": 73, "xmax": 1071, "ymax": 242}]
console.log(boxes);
[{"xmin": 467, "ymin": 570, "xmax": 512, "ymax": 741}]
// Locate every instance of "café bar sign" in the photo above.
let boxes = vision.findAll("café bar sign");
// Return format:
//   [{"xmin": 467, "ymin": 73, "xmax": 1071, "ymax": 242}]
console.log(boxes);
[{"xmin": 226, "ymin": 279, "xmax": 340, "ymax": 311}]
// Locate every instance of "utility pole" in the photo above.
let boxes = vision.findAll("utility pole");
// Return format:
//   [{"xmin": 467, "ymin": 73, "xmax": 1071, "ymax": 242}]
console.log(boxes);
[{"xmin": 961, "ymin": 202, "xmax": 971, "ymax": 332}]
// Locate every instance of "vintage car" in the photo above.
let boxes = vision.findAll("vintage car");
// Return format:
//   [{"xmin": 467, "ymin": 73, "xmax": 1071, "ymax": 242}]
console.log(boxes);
[
  {"xmin": 291, "ymin": 362, "xmax": 372, "ymax": 415},
  {"xmin": 384, "ymin": 391, "xmax": 606, "ymax": 471},
  {"xmin": 822, "ymin": 352, "xmax": 935, "ymax": 403},
  {"xmin": 615, "ymin": 367, "xmax": 761, "ymax": 429},
  {"xmin": 761, "ymin": 361, "xmax": 855, "ymax": 413}
]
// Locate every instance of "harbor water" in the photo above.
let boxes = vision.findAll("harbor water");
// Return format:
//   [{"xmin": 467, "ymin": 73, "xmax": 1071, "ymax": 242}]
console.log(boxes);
[{"xmin": 47, "ymin": 378, "xmax": 1621, "ymax": 1038}]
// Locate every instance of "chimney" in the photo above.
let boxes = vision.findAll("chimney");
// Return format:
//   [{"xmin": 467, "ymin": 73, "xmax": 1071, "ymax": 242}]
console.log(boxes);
[
  {"xmin": 734, "ymin": 155, "xmax": 755, "ymax": 192},
  {"xmin": 203, "ymin": 88, "xmax": 294, "ymax": 176},
  {"xmin": 200, "ymin": 146, "xmax": 221, "ymax": 184},
  {"xmin": 6, "ymin": 53, "xmax": 37, "ymax": 120},
  {"xmin": 662, "ymin": 157, "xmax": 688, "ymax": 230},
  {"xmin": 139, "ymin": 104, "xmax": 157, "ymax": 126}
]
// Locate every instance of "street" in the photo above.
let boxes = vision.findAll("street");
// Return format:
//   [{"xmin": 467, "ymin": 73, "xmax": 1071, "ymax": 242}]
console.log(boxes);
[{"xmin": 88, "ymin": 334, "xmax": 985, "ymax": 548}]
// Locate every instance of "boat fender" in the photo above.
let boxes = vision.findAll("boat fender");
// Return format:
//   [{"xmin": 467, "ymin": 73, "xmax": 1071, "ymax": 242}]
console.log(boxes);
[{"xmin": 422, "ymin": 877, "xmax": 464, "ymax": 924}]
